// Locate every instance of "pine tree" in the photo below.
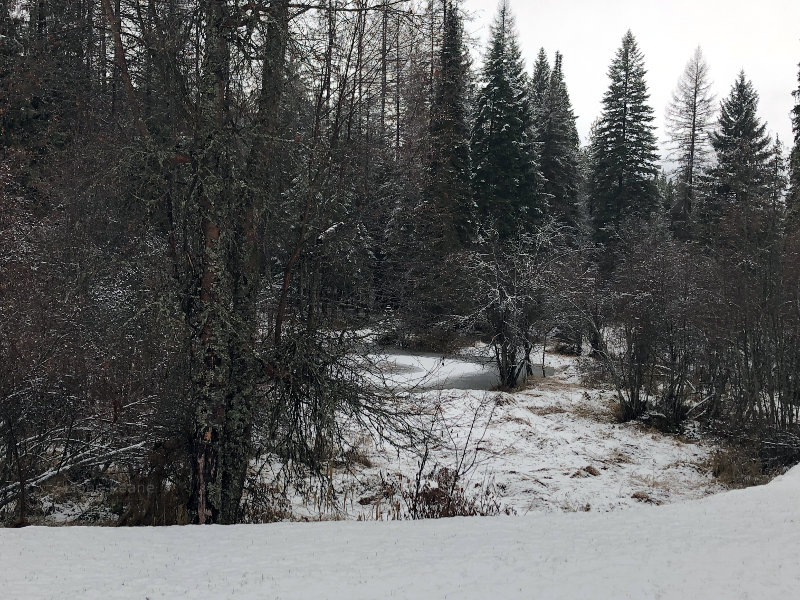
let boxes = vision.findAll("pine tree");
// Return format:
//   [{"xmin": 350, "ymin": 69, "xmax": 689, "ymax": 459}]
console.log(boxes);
[
  {"xmin": 702, "ymin": 71, "xmax": 773, "ymax": 243},
  {"xmin": 665, "ymin": 47, "xmax": 715, "ymax": 233},
  {"xmin": 429, "ymin": 0, "xmax": 472, "ymax": 247},
  {"xmin": 788, "ymin": 62, "xmax": 800, "ymax": 217},
  {"xmin": 471, "ymin": 1, "xmax": 542, "ymax": 239},
  {"xmin": 539, "ymin": 51, "xmax": 583, "ymax": 231},
  {"xmin": 589, "ymin": 30, "xmax": 659, "ymax": 248}
]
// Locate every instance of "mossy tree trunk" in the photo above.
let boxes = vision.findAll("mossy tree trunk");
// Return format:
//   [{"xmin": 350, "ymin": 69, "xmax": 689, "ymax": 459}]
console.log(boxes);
[{"xmin": 189, "ymin": 0, "xmax": 290, "ymax": 525}]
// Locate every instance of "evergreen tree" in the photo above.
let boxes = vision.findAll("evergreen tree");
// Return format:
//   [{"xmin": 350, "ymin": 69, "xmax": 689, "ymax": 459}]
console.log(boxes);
[
  {"xmin": 655, "ymin": 169, "xmax": 676, "ymax": 214},
  {"xmin": 399, "ymin": 0, "xmax": 473, "ymax": 334},
  {"xmin": 702, "ymin": 71, "xmax": 773, "ymax": 243},
  {"xmin": 589, "ymin": 30, "xmax": 659, "ymax": 249},
  {"xmin": 665, "ymin": 47, "xmax": 715, "ymax": 234},
  {"xmin": 429, "ymin": 0, "xmax": 472, "ymax": 247},
  {"xmin": 767, "ymin": 136, "xmax": 788, "ymax": 208},
  {"xmin": 471, "ymin": 1, "xmax": 542, "ymax": 238},
  {"xmin": 530, "ymin": 48, "xmax": 551, "ymax": 136},
  {"xmin": 788, "ymin": 62, "xmax": 800, "ymax": 217},
  {"xmin": 539, "ymin": 52, "xmax": 583, "ymax": 231}
]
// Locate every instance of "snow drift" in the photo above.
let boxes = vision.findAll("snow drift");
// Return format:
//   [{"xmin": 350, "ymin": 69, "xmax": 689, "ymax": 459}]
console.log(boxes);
[{"xmin": 2, "ymin": 465, "xmax": 799, "ymax": 599}]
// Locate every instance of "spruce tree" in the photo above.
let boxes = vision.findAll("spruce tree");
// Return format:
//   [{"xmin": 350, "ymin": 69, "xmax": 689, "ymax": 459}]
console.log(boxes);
[
  {"xmin": 767, "ymin": 136, "xmax": 788, "ymax": 208},
  {"xmin": 471, "ymin": 1, "xmax": 542, "ymax": 239},
  {"xmin": 539, "ymin": 52, "xmax": 583, "ymax": 231},
  {"xmin": 429, "ymin": 0, "xmax": 472, "ymax": 247},
  {"xmin": 401, "ymin": 0, "xmax": 473, "ymax": 332},
  {"xmin": 665, "ymin": 47, "xmax": 715, "ymax": 234},
  {"xmin": 702, "ymin": 71, "xmax": 773, "ymax": 243},
  {"xmin": 530, "ymin": 48, "xmax": 551, "ymax": 136},
  {"xmin": 788, "ymin": 62, "xmax": 800, "ymax": 217},
  {"xmin": 589, "ymin": 30, "xmax": 659, "ymax": 248}
]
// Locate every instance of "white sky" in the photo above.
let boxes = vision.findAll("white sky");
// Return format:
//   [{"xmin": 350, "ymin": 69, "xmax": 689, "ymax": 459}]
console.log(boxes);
[{"xmin": 461, "ymin": 0, "xmax": 800, "ymax": 162}]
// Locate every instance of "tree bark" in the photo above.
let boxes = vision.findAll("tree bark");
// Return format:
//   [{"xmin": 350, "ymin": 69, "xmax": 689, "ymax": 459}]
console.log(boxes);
[
  {"xmin": 219, "ymin": 0, "xmax": 290, "ymax": 524},
  {"xmin": 190, "ymin": 0, "xmax": 233, "ymax": 525}
]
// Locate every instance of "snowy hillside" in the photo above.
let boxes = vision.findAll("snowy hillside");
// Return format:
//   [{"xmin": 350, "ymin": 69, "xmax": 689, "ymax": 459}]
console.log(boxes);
[
  {"xmin": 279, "ymin": 348, "xmax": 722, "ymax": 520},
  {"xmin": 2, "ymin": 465, "xmax": 799, "ymax": 599}
]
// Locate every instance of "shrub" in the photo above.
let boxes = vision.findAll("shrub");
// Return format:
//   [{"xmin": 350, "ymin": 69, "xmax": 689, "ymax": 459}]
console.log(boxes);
[{"xmin": 402, "ymin": 467, "xmax": 514, "ymax": 519}]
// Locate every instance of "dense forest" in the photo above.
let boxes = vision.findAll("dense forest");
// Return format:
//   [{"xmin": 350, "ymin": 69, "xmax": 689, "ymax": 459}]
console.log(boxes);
[{"xmin": 1, "ymin": 0, "xmax": 799, "ymax": 527}]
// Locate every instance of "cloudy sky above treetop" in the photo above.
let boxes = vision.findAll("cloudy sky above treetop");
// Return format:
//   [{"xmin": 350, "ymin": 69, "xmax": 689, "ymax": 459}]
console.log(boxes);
[{"xmin": 461, "ymin": 0, "xmax": 800, "ymax": 165}]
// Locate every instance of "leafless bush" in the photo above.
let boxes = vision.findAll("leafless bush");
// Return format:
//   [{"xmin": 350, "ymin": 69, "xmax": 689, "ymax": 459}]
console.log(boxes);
[
  {"xmin": 401, "ymin": 467, "xmax": 512, "ymax": 518},
  {"xmin": 596, "ymin": 221, "xmax": 705, "ymax": 426},
  {"xmin": 460, "ymin": 223, "xmax": 581, "ymax": 389}
]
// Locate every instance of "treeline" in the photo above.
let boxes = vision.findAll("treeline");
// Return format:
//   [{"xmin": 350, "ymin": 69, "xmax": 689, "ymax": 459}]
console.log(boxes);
[{"xmin": 1, "ymin": 0, "xmax": 799, "ymax": 526}]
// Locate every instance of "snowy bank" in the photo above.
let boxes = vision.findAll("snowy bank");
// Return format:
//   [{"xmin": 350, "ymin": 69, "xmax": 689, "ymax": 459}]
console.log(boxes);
[
  {"xmin": 2, "ymin": 465, "xmax": 799, "ymax": 599},
  {"xmin": 311, "ymin": 350, "xmax": 721, "ymax": 521}
]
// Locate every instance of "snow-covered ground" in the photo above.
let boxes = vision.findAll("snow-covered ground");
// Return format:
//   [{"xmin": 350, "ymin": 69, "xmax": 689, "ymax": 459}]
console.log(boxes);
[
  {"xmin": 23, "ymin": 347, "xmax": 722, "ymax": 526},
  {"xmin": 284, "ymin": 348, "xmax": 722, "ymax": 520},
  {"xmin": 2, "ymin": 348, "xmax": 794, "ymax": 598},
  {"xmin": 2, "ymin": 466, "xmax": 799, "ymax": 599}
]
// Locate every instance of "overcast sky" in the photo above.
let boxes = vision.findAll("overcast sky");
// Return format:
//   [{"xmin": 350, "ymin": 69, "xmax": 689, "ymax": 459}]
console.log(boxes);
[{"xmin": 461, "ymin": 0, "xmax": 800, "ymax": 163}]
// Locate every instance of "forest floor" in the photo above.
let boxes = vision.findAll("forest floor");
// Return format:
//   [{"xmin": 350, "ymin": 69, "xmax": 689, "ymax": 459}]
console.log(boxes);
[{"xmin": 273, "ymin": 346, "xmax": 725, "ymax": 521}]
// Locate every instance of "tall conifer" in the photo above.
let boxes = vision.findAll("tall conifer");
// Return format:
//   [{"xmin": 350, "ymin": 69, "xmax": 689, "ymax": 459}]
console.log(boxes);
[
  {"xmin": 589, "ymin": 31, "xmax": 659, "ymax": 248},
  {"xmin": 665, "ymin": 47, "xmax": 715, "ymax": 234},
  {"xmin": 788, "ymin": 62, "xmax": 800, "ymax": 216},
  {"xmin": 471, "ymin": 1, "xmax": 542, "ymax": 238},
  {"xmin": 530, "ymin": 48, "xmax": 551, "ymax": 136},
  {"xmin": 702, "ymin": 71, "xmax": 773, "ymax": 243},
  {"xmin": 539, "ymin": 52, "xmax": 583, "ymax": 231},
  {"xmin": 429, "ymin": 0, "xmax": 472, "ymax": 247}
]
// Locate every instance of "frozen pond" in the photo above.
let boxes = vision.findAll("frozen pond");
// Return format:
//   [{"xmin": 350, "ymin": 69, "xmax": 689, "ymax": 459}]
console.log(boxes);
[{"xmin": 374, "ymin": 349, "xmax": 554, "ymax": 391}]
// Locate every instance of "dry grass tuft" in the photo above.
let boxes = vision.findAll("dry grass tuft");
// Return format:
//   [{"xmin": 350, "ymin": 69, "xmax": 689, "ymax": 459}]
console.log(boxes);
[
  {"xmin": 493, "ymin": 393, "xmax": 516, "ymax": 406},
  {"xmin": 605, "ymin": 447, "xmax": 634, "ymax": 465},
  {"xmin": 343, "ymin": 442, "xmax": 375, "ymax": 469},
  {"xmin": 572, "ymin": 399, "xmax": 615, "ymax": 423},
  {"xmin": 502, "ymin": 414, "xmax": 533, "ymax": 427},
  {"xmin": 711, "ymin": 446, "xmax": 770, "ymax": 488},
  {"xmin": 631, "ymin": 490, "xmax": 662, "ymax": 505},
  {"xmin": 526, "ymin": 404, "xmax": 568, "ymax": 417},
  {"xmin": 571, "ymin": 465, "xmax": 601, "ymax": 478}
]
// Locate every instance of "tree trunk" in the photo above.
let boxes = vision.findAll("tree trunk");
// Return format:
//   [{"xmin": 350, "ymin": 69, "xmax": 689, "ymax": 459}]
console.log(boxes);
[
  {"xmin": 188, "ymin": 0, "xmax": 290, "ymax": 525},
  {"xmin": 190, "ymin": 0, "xmax": 233, "ymax": 525},
  {"xmin": 219, "ymin": 0, "xmax": 290, "ymax": 525}
]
